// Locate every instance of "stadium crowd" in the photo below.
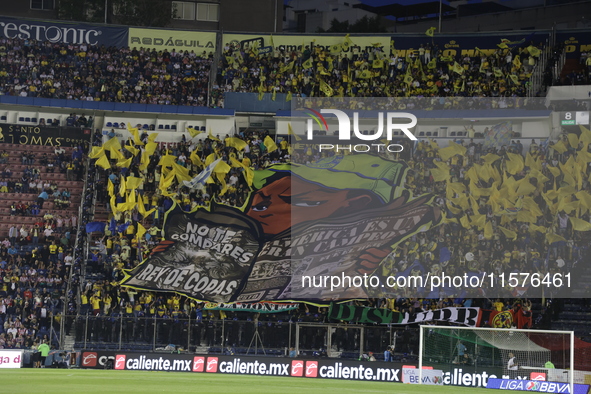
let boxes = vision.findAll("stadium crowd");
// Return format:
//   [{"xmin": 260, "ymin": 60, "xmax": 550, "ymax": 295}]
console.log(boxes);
[
  {"xmin": 0, "ymin": 33, "xmax": 587, "ymax": 356},
  {"xmin": 214, "ymin": 40, "xmax": 544, "ymax": 103},
  {"xmin": 0, "ymin": 37, "xmax": 212, "ymax": 107}
]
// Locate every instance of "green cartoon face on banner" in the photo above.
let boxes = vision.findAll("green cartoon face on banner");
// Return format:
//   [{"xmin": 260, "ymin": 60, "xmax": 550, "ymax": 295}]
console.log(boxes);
[{"xmin": 121, "ymin": 154, "xmax": 441, "ymax": 304}]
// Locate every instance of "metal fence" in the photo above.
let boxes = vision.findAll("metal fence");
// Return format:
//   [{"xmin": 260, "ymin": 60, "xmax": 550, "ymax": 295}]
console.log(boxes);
[{"xmin": 69, "ymin": 315, "xmax": 410, "ymax": 359}]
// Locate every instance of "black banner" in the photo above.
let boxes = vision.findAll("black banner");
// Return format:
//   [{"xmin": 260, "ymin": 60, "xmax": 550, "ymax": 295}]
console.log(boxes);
[
  {"xmin": 0, "ymin": 124, "xmax": 90, "ymax": 147},
  {"xmin": 328, "ymin": 305, "xmax": 481, "ymax": 327}
]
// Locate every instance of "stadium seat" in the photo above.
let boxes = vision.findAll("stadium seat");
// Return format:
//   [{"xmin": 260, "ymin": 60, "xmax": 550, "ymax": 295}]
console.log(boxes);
[
  {"xmin": 450, "ymin": 132, "xmax": 456, "ymax": 136},
  {"xmin": 46, "ymin": 118, "xmax": 52, "ymax": 124},
  {"xmin": 426, "ymin": 132, "xmax": 432, "ymax": 136},
  {"xmin": 171, "ymin": 125, "xmax": 177, "ymax": 130},
  {"xmin": 164, "ymin": 125, "xmax": 170, "ymax": 130},
  {"xmin": 0, "ymin": 116, "xmax": 6, "ymax": 121},
  {"xmin": 113, "ymin": 122, "xmax": 119, "ymax": 128},
  {"xmin": 18, "ymin": 117, "xmax": 24, "ymax": 122},
  {"xmin": 200, "ymin": 126, "xmax": 206, "ymax": 131},
  {"xmin": 158, "ymin": 125, "xmax": 164, "ymax": 129},
  {"xmin": 143, "ymin": 124, "xmax": 149, "ymax": 129},
  {"xmin": 419, "ymin": 132, "xmax": 425, "ymax": 137},
  {"xmin": 31, "ymin": 117, "xmax": 37, "ymax": 123},
  {"xmin": 25, "ymin": 117, "xmax": 31, "ymax": 122},
  {"xmin": 106, "ymin": 122, "xmax": 112, "ymax": 127}
]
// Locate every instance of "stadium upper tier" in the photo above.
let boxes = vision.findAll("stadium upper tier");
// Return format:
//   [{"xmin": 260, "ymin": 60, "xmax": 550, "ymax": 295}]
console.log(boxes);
[{"xmin": 0, "ymin": 16, "xmax": 588, "ymax": 111}]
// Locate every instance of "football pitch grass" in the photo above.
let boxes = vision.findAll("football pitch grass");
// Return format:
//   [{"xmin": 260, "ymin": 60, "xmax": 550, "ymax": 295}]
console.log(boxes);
[{"xmin": 2, "ymin": 369, "xmax": 493, "ymax": 393}]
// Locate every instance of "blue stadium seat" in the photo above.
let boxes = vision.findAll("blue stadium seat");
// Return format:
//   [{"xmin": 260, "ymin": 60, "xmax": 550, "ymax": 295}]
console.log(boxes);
[
  {"xmin": 46, "ymin": 118, "xmax": 52, "ymax": 124},
  {"xmin": 18, "ymin": 117, "xmax": 24, "ymax": 122},
  {"xmin": 419, "ymin": 132, "xmax": 425, "ymax": 136},
  {"xmin": 200, "ymin": 126, "xmax": 206, "ymax": 131},
  {"xmin": 0, "ymin": 116, "xmax": 6, "ymax": 121},
  {"xmin": 143, "ymin": 124, "xmax": 149, "ymax": 129},
  {"xmin": 113, "ymin": 122, "xmax": 119, "ymax": 128},
  {"xmin": 450, "ymin": 131, "xmax": 456, "ymax": 136},
  {"xmin": 25, "ymin": 117, "xmax": 31, "ymax": 122},
  {"xmin": 164, "ymin": 125, "xmax": 170, "ymax": 130},
  {"xmin": 106, "ymin": 122, "xmax": 112, "ymax": 127},
  {"xmin": 426, "ymin": 132, "xmax": 432, "ymax": 136},
  {"xmin": 31, "ymin": 117, "xmax": 37, "ymax": 123},
  {"xmin": 171, "ymin": 125, "xmax": 177, "ymax": 130},
  {"xmin": 158, "ymin": 125, "xmax": 164, "ymax": 129}
]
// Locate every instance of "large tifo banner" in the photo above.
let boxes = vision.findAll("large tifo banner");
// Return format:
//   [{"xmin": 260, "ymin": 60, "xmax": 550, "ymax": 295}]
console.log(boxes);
[
  {"xmin": 327, "ymin": 305, "xmax": 481, "ymax": 327},
  {"xmin": 223, "ymin": 33, "xmax": 390, "ymax": 56},
  {"xmin": 120, "ymin": 155, "xmax": 440, "ymax": 304},
  {"xmin": 0, "ymin": 124, "xmax": 90, "ymax": 147},
  {"xmin": 0, "ymin": 16, "xmax": 127, "ymax": 47},
  {"xmin": 129, "ymin": 27, "xmax": 216, "ymax": 52}
]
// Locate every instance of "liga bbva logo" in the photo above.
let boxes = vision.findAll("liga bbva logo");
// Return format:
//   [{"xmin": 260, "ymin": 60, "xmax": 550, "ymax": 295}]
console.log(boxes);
[{"xmin": 303, "ymin": 108, "xmax": 417, "ymax": 141}]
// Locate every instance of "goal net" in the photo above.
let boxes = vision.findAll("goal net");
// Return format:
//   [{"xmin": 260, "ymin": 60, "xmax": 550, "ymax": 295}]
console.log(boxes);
[{"xmin": 419, "ymin": 326, "xmax": 575, "ymax": 387}]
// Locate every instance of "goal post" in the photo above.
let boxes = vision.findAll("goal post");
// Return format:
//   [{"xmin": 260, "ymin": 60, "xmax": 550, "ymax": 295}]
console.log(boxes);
[{"xmin": 418, "ymin": 325, "xmax": 575, "ymax": 392}]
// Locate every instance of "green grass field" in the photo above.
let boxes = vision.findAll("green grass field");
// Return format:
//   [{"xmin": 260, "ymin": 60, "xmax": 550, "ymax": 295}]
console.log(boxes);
[{"xmin": 1, "ymin": 369, "xmax": 493, "ymax": 393}]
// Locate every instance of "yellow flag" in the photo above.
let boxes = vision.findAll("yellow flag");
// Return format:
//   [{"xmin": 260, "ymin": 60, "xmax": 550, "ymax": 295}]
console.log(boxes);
[
  {"xmin": 438, "ymin": 141, "xmax": 467, "ymax": 161},
  {"xmin": 126, "ymin": 176, "xmax": 143, "ymax": 190},
  {"xmin": 493, "ymin": 68, "xmax": 503, "ymax": 77},
  {"xmin": 205, "ymin": 153, "xmax": 217, "ymax": 166},
  {"xmin": 570, "ymin": 217, "xmax": 591, "ymax": 231},
  {"xmin": 116, "ymin": 156, "xmax": 132, "ymax": 169},
  {"xmin": 484, "ymin": 221, "xmax": 493, "ymax": 239},
  {"xmin": 214, "ymin": 159, "xmax": 232, "ymax": 175},
  {"xmin": 359, "ymin": 70, "xmax": 373, "ymax": 79},
  {"xmin": 286, "ymin": 91, "xmax": 292, "ymax": 102},
  {"xmin": 288, "ymin": 123, "xmax": 301, "ymax": 142},
  {"xmin": 302, "ymin": 58, "xmax": 313, "ymax": 69},
  {"xmin": 372, "ymin": 59, "xmax": 384, "ymax": 69},
  {"xmin": 190, "ymin": 150, "xmax": 204, "ymax": 168},
  {"xmin": 481, "ymin": 153, "xmax": 501, "ymax": 164},
  {"xmin": 527, "ymin": 45, "xmax": 541, "ymax": 57},
  {"xmin": 208, "ymin": 129, "xmax": 221, "ymax": 142},
  {"xmin": 127, "ymin": 123, "xmax": 144, "ymax": 146},
  {"xmin": 107, "ymin": 179, "xmax": 114, "ymax": 196},
  {"xmin": 425, "ymin": 27, "xmax": 436, "ymax": 37},
  {"xmin": 498, "ymin": 226, "xmax": 517, "ymax": 240},
  {"xmin": 567, "ymin": 133, "xmax": 579, "ymax": 149},
  {"xmin": 136, "ymin": 222, "xmax": 146, "ymax": 240},
  {"xmin": 95, "ymin": 155, "xmax": 110, "ymax": 170},
  {"xmin": 147, "ymin": 133, "xmax": 158, "ymax": 143},
  {"xmin": 264, "ymin": 136, "xmax": 278, "ymax": 153},
  {"xmin": 552, "ymin": 140, "xmax": 567, "ymax": 154},
  {"xmin": 119, "ymin": 176, "xmax": 126, "ymax": 197},
  {"xmin": 124, "ymin": 144, "xmax": 139, "ymax": 156},
  {"xmin": 158, "ymin": 154, "xmax": 177, "ymax": 168},
  {"xmin": 529, "ymin": 224, "xmax": 546, "ymax": 233},
  {"xmin": 320, "ymin": 79, "xmax": 333, "ymax": 97},
  {"xmin": 225, "ymin": 137, "xmax": 247, "ymax": 151},
  {"xmin": 187, "ymin": 127, "xmax": 201, "ymax": 138},
  {"xmin": 452, "ymin": 62, "xmax": 464, "ymax": 75},
  {"xmin": 460, "ymin": 215, "xmax": 471, "ymax": 229},
  {"xmin": 506, "ymin": 152, "xmax": 525, "ymax": 175},
  {"xmin": 89, "ymin": 146, "xmax": 104, "ymax": 159},
  {"xmin": 546, "ymin": 233, "xmax": 566, "ymax": 244}
]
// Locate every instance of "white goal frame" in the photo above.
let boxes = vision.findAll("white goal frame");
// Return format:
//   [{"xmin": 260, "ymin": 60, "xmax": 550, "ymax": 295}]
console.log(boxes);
[{"xmin": 418, "ymin": 325, "xmax": 574, "ymax": 392}]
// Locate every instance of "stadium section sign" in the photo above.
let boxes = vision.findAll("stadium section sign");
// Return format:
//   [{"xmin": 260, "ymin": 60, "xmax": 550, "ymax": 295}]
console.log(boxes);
[
  {"xmin": 129, "ymin": 28, "xmax": 216, "ymax": 52},
  {"xmin": 0, "ymin": 124, "xmax": 90, "ymax": 147},
  {"xmin": 223, "ymin": 33, "xmax": 390, "ymax": 56},
  {"xmin": 0, "ymin": 16, "xmax": 128, "ymax": 47}
]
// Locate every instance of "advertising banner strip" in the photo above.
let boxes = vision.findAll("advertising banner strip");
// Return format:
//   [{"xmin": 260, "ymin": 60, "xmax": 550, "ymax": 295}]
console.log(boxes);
[
  {"xmin": 81, "ymin": 351, "xmax": 536, "ymax": 388},
  {"xmin": 0, "ymin": 124, "xmax": 91, "ymax": 147},
  {"xmin": 0, "ymin": 16, "xmax": 128, "ymax": 47},
  {"xmin": 223, "ymin": 33, "xmax": 390, "ymax": 56},
  {"xmin": 327, "ymin": 305, "xmax": 482, "ymax": 327},
  {"xmin": 129, "ymin": 27, "xmax": 216, "ymax": 52},
  {"xmin": 486, "ymin": 378, "xmax": 589, "ymax": 394},
  {"xmin": 0, "ymin": 350, "xmax": 23, "ymax": 368}
]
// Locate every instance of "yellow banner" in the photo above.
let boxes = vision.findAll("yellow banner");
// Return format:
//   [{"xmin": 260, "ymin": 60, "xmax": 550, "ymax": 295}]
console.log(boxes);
[
  {"xmin": 129, "ymin": 28, "xmax": 216, "ymax": 53},
  {"xmin": 223, "ymin": 33, "xmax": 391, "ymax": 56}
]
